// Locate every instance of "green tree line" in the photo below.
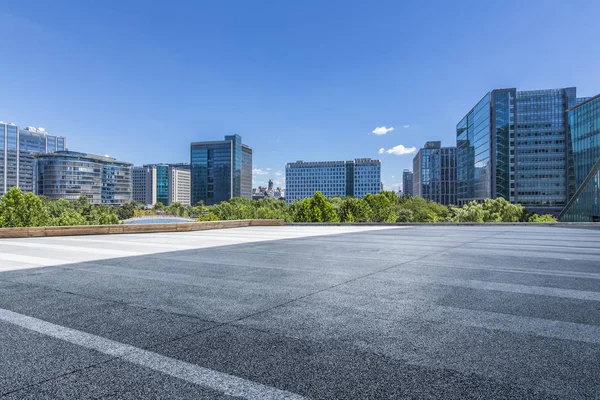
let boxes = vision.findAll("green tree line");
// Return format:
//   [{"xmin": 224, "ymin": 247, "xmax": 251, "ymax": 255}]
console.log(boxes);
[
  {"xmin": 201, "ymin": 191, "xmax": 557, "ymax": 223},
  {"xmin": 0, "ymin": 187, "xmax": 556, "ymax": 228}
]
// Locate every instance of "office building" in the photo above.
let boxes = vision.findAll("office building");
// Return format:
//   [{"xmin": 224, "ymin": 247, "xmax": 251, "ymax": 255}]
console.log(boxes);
[
  {"xmin": 34, "ymin": 151, "xmax": 132, "ymax": 205},
  {"xmin": 0, "ymin": 122, "xmax": 66, "ymax": 195},
  {"xmin": 402, "ymin": 169, "xmax": 413, "ymax": 196},
  {"xmin": 559, "ymin": 94, "xmax": 600, "ymax": 222},
  {"xmin": 285, "ymin": 158, "xmax": 380, "ymax": 203},
  {"xmin": 132, "ymin": 165, "xmax": 153, "ymax": 204},
  {"xmin": 190, "ymin": 135, "xmax": 252, "ymax": 205},
  {"xmin": 456, "ymin": 87, "xmax": 587, "ymax": 213},
  {"xmin": 132, "ymin": 163, "xmax": 190, "ymax": 206},
  {"xmin": 412, "ymin": 141, "xmax": 457, "ymax": 205},
  {"xmin": 169, "ymin": 164, "xmax": 191, "ymax": 205}
]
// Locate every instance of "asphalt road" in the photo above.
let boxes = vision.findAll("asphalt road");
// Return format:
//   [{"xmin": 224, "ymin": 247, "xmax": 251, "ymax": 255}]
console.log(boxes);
[{"xmin": 0, "ymin": 225, "xmax": 599, "ymax": 399}]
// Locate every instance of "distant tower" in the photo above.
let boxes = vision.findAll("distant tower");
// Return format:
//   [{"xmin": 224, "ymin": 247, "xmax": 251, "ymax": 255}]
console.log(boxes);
[{"xmin": 268, "ymin": 179, "xmax": 274, "ymax": 191}]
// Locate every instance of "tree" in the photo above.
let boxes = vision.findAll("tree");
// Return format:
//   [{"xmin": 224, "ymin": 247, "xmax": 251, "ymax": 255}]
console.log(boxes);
[
  {"xmin": 450, "ymin": 201, "xmax": 485, "ymax": 222},
  {"xmin": 338, "ymin": 197, "xmax": 373, "ymax": 222},
  {"xmin": 97, "ymin": 212, "xmax": 119, "ymax": 225},
  {"xmin": 153, "ymin": 202, "xmax": 165, "ymax": 211},
  {"xmin": 396, "ymin": 208, "xmax": 414, "ymax": 222},
  {"xmin": 364, "ymin": 193, "xmax": 396, "ymax": 222},
  {"xmin": 52, "ymin": 209, "xmax": 88, "ymax": 226},
  {"xmin": 291, "ymin": 192, "xmax": 339, "ymax": 222},
  {"xmin": 528, "ymin": 213, "xmax": 557, "ymax": 222},
  {"xmin": 0, "ymin": 187, "xmax": 51, "ymax": 227}
]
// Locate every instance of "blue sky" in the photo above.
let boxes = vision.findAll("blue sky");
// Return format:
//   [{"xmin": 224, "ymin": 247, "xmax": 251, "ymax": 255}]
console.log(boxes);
[{"xmin": 2, "ymin": 1, "xmax": 599, "ymax": 192}]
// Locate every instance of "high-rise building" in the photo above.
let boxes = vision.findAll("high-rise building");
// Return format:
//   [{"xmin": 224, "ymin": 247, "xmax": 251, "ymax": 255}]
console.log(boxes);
[
  {"xmin": 412, "ymin": 141, "xmax": 457, "ymax": 205},
  {"xmin": 242, "ymin": 144, "xmax": 252, "ymax": 201},
  {"xmin": 34, "ymin": 151, "xmax": 132, "ymax": 205},
  {"xmin": 456, "ymin": 87, "xmax": 587, "ymax": 213},
  {"xmin": 132, "ymin": 163, "xmax": 190, "ymax": 206},
  {"xmin": 190, "ymin": 135, "xmax": 252, "ymax": 205},
  {"xmin": 169, "ymin": 164, "xmax": 191, "ymax": 206},
  {"xmin": 402, "ymin": 169, "xmax": 413, "ymax": 196},
  {"xmin": 285, "ymin": 158, "xmax": 380, "ymax": 203},
  {"xmin": 559, "ymin": 94, "xmax": 600, "ymax": 222},
  {"xmin": 132, "ymin": 165, "xmax": 153, "ymax": 204},
  {"xmin": 0, "ymin": 122, "xmax": 66, "ymax": 195}
]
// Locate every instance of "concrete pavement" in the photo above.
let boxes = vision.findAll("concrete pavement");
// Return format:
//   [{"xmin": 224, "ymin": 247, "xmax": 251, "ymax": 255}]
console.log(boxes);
[{"xmin": 0, "ymin": 225, "xmax": 599, "ymax": 399}]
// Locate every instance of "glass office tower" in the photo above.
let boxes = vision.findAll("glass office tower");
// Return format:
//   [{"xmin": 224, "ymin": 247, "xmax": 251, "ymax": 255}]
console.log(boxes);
[
  {"xmin": 413, "ymin": 141, "xmax": 457, "ymax": 205},
  {"xmin": 35, "ymin": 151, "xmax": 132, "ymax": 205},
  {"xmin": 559, "ymin": 94, "xmax": 600, "ymax": 222},
  {"xmin": 515, "ymin": 88, "xmax": 578, "ymax": 210},
  {"xmin": 456, "ymin": 89, "xmax": 514, "ymax": 205},
  {"xmin": 190, "ymin": 135, "xmax": 252, "ymax": 205},
  {"xmin": 0, "ymin": 122, "xmax": 66, "ymax": 195},
  {"xmin": 155, "ymin": 164, "xmax": 170, "ymax": 205},
  {"xmin": 241, "ymin": 145, "xmax": 253, "ymax": 200},
  {"xmin": 456, "ymin": 87, "xmax": 587, "ymax": 213},
  {"xmin": 285, "ymin": 158, "xmax": 381, "ymax": 204},
  {"xmin": 402, "ymin": 169, "xmax": 413, "ymax": 197}
]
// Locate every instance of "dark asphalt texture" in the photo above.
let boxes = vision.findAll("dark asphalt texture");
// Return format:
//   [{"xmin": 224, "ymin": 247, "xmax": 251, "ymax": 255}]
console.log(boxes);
[{"xmin": 1, "ymin": 225, "xmax": 599, "ymax": 399}]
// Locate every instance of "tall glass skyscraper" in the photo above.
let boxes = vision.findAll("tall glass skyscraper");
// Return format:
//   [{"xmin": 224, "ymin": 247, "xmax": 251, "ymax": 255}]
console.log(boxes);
[
  {"xmin": 190, "ymin": 135, "xmax": 252, "ymax": 205},
  {"xmin": 0, "ymin": 122, "xmax": 66, "ymax": 195},
  {"xmin": 402, "ymin": 169, "xmax": 413, "ymax": 197},
  {"xmin": 559, "ymin": 94, "xmax": 600, "ymax": 222},
  {"xmin": 456, "ymin": 89, "xmax": 514, "ymax": 205},
  {"xmin": 456, "ymin": 87, "xmax": 586, "ymax": 213},
  {"xmin": 35, "ymin": 151, "xmax": 132, "ymax": 205},
  {"xmin": 413, "ymin": 142, "xmax": 457, "ymax": 205},
  {"xmin": 285, "ymin": 158, "xmax": 380, "ymax": 204}
]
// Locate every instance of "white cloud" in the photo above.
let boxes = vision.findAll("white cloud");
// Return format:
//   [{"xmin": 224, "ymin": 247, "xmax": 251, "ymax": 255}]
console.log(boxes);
[
  {"xmin": 252, "ymin": 168, "xmax": 269, "ymax": 175},
  {"xmin": 266, "ymin": 168, "xmax": 272, "ymax": 171},
  {"xmin": 372, "ymin": 126, "xmax": 394, "ymax": 135},
  {"xmin": 380, "ymin": 144, "xmax": 417, "ymax": 156},
  {"xmin": 403, "ymin": 124, "xmax": 410, "ymax": 128},
  {"xmin": 275, "ymin": 171, "xmax": 282, "ymax": 176}
]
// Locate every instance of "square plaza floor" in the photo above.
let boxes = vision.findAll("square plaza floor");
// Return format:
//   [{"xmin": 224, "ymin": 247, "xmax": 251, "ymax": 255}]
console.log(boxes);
[{"xmin": 0, "ymin": 225, "xmax": 599, "ymax": 399}]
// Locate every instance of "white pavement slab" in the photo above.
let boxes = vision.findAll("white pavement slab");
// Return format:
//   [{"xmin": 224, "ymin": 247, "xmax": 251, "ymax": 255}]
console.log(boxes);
[{"xmin": 0, "ymin": 225, "xmax": 400, "ymax": 272}]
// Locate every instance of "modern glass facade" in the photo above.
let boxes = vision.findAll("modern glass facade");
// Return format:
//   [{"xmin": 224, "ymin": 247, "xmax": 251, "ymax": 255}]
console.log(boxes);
[
  {"xmin": 402, "ymin": 169, "xmax": 413, "ymax": 196},
  {"xmin": 456, "ymin": 86, "xmax": 587, "ymax": 213},
  {"xmin": 285, "ymin": 158, "xmax": 381, "ymax": 204},
  {"xmin": 190, "ymin": 135, "xmax": 252, "ymax": 205},
  {"xmin": 412, "ymin": 142, "xmax": 457, "ymax": 205},
  {"xmin": 354, "ymin": 159, "xmax": 381, "ymax": 198},
  {"xmin": 515, "ymin": 88, "xmax": 576, "ymax": 209},
  {"xmin": 0, "ymin": 122, "xmax": 66, "ymax": 195},
  {"xmin": 559, "ymin": 94, "xmax": 600, "ymax": 222},
  {"xmin": 35, "ymin": 151, "xmax": 132, "ymax": 205},
  {"xmin": 241, "ymin": 145, "xmax": 252, "ymax": 199},
  {"xmin": 155, "ymin": 164, "xmax": 170, "ymax": 205},
  {"xmin": 457, "ymin": 92, "xmax": 495, "ymax": 204}
]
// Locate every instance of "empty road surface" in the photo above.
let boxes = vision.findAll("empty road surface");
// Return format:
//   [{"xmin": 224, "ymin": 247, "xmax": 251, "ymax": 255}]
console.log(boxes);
[{"xmin": 0, "ymin": 225, "xmax": 599, "ymax": 399}]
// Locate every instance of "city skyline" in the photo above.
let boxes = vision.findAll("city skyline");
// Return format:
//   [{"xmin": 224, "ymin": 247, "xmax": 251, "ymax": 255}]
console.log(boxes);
[{"xmin": 2, "ymin": 2, "xmax": 599, "ymax": 193}]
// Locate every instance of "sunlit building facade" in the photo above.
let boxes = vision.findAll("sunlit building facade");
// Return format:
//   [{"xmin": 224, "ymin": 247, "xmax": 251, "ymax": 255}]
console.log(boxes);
[
  {"xmin": 168, "ymin": 164, "xmax": 191, "ymax": 206},
  {"xmin": 190, "ymin": 135, "xmax": 252, "ymax": 205},
  {"xmin": 285, "ymin": 158, "xmax": 380, "ymax": 203},
  {"xmin": 413, "ymin": 142, "xmax": 457, "ymax": 205},
  {"xmin": 0, "ymin": 122, "xmax": 66, "ymax": 195},
  {"xmin": 559, "ymin": 94, "xmax": 600, "ymax": 222},
  {"xmin": 35, "ymin": 151, "xmax": 132, "ymax": 205},
  {"xmin": 456, "ymin": 87, "xmax": 587, "ymax": 214}
]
